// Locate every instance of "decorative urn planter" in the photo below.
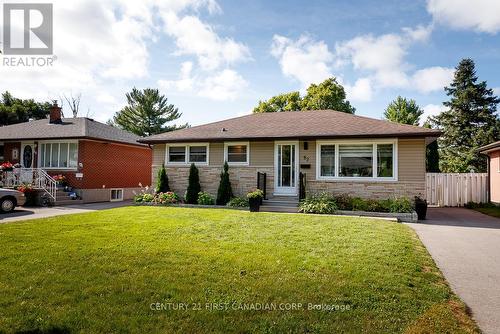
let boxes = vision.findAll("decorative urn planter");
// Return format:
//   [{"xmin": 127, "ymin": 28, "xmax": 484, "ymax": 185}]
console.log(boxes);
[
  {"xmin": 248, "ymin": 197, "xmax": 261, "ymax": 212},
  {"xmin": 414, "ymin": 196, "xmax": 428, "ymax": 220}
]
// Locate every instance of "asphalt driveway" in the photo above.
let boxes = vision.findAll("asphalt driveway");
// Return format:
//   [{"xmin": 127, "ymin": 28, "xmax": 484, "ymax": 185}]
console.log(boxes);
[
  {"xmin": 407, "ymin": 208, "xmax": 500, "ymax": 334},
  {"xmin": 0, "ymin": 201, "xmax": 132, "ymax": 224}
]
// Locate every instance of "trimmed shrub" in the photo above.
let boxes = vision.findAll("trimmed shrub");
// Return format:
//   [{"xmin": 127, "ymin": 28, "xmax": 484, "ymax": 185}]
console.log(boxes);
[
  {"xmin": 388, "ymin": 197, "xmax": 413, "ymax": 213},
  {"xmin": 154, "ymin": 192, "xmax": 179, "ymax": 204},
  {"xmin": 198, "ymin": 191, "xmax": 215, "ymax": 205},
  {"xmin": 134, "ymin": 193, "xmax": 154, "ymax": 203},
  {"xmin": 227, "ymin": 197, "xmax": 249, "ymax": 208},
  {"xmin": 333, "ymin": 193, "xmax": 353, "ymax": 210},
  {"xmin": 216, "ymin": 162, "xmax": 233, "ymax": 205},
  {"xmin": 155, "ymin": 164, "xmax": 170, "ymax": 193},
  {"xmin": 185, "ymin": 163, "xmax": 201, "ymax": 204},
  {"xmin": 299, "ymin": 193, "xmax": 337, "ymax": 214}
]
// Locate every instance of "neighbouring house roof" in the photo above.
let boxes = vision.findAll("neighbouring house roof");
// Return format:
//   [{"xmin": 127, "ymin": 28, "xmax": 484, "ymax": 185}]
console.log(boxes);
[
  {"xmin": 0, "ymin": 117, "xmax": 145, "ymax": 146},
  {"xmin": 139, "ymin": 110, "xmax": 441, "ymax": 143},
  {"xmin": 479, "ymin": 140, "xmax": 500, "ymax": 154}
]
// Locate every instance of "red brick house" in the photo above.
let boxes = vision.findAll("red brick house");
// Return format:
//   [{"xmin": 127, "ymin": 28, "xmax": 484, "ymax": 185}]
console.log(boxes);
[{"xmin": 0, "ymin": 103, "xmax": 151, "ymax": 204}]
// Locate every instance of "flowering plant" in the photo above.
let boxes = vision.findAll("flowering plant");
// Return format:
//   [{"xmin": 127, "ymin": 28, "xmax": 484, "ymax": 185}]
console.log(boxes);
[
  {"xmin": 52, "ymin": 174, "xmax": 66, "ymax": 182},
  {"xmin": 153, "ymin": 192, "xmax": 180, "ymax": 204},
  {"xmin": 0, "ymin": 162, "xmax": 14, "ymax": 171},
  {"xmin": 16, "ymin": 183, "xmax": 35, "ymax": 193},
  {"xmin": 246, "ymin": 189, "xmax": 264, "ymax": 200}
]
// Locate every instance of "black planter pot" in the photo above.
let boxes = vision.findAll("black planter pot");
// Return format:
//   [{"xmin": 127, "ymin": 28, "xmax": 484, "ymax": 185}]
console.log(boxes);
[
  {"xmin": 249, "ymin": 197, "xmax": 261, "ymax": 212},
  {"xmin": 415, "ymin": 198, "xmax": 428, "ymax": 220}
]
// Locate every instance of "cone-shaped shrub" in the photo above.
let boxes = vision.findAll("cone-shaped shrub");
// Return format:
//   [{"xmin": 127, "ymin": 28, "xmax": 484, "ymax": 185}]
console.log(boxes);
[
  {"xmin": 155, "ymin": 164, "xmax": 170, "ymax": 193},
  {"xmin": 216, "ymin": 162, "xmax": 233, "ymax": 205},
  {"xmin": 185, "ymin": 163, "xmax": 201, "ymax": 204}
]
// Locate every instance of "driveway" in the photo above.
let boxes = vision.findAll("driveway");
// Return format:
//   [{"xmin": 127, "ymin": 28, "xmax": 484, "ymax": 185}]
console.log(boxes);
[
  {"xmin": 0, "ymin": 201, "xmax": 132, "ymax": 224},
  {"xmin": 407, "ymin": 208, "xmax": 500, "ymax": 334}
]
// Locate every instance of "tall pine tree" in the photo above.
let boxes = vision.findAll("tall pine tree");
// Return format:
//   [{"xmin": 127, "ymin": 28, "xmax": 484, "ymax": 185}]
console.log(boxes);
[
  {"xmin": 109, "ymin": 88, "xmax": 188, "ymax": 137},
  {"xmin": 430, "ymin": 58, "xmax": 500, "ymax": 172}
]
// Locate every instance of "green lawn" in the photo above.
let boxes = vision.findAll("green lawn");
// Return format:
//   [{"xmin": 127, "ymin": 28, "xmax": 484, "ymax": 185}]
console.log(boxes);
[
  {"xmin": 473, "ymin": 206, "xmax": 500, "ymax": 218},
  {"xmin": 0, "ymin": 207, "xmax": 478, "ymax": 333}
]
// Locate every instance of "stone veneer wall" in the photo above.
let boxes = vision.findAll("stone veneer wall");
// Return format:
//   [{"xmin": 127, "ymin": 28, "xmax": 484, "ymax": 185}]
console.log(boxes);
[
  {"xmin": 306, "ymin": 180, "xmax": 425, "ymax": 200},
  {"xmin": 158, "ymin": 166, "xmax": 274, "ymax": 198}
]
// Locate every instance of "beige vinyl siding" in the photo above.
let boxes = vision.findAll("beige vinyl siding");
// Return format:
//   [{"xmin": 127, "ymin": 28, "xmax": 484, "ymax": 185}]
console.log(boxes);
[
  {"xmin": 152, "ymin": 144, "xmax": 166, "ymax": 166},
  {"xmin": 300, "ymin": 140, "xmax": 316, "ymax": 183},
  {"xmin": 210, "ymin": 142, "xmax": 224, "ymax": 165},
  {"xmin": 250, "ymin": 141, "xmax": 274, "ymax": 166},
  {"xmin": 398, "ymin": 138, "xmax": 426, "ymax": 182}
]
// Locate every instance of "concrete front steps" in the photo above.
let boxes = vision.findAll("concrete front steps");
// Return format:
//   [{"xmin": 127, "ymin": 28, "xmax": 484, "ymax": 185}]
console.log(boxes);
[
  {"xmin": 54, "ymin": 189, "xmax": 83, "ymax": 206},
  {"xmin": 260, "ymin": 196, "xmax": 299, "ymax": 213}
]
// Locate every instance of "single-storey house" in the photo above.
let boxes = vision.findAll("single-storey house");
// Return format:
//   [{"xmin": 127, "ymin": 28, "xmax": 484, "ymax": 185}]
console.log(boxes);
[
  {"xmin": 0, "ymin": 102, "xmax": 151, "ymax": 204},
  {"xmin": 139, "ymin": 110, "xmax": 440, "ymax": 203},
  {"xmin": 479, "ymin": 140, "xmax": 500, "ymax": 205}
]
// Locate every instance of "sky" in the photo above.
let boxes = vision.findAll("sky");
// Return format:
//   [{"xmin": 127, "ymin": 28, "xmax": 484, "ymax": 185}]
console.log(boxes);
[{"xmin": 1, "ymin": 0, "xmax": 500, "ymax": 127}]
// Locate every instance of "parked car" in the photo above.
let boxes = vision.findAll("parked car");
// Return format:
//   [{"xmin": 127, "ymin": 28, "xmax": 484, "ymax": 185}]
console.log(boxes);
[{"xmin": 0, "ymin": 189, "xmax": 25, "ymax": 213}]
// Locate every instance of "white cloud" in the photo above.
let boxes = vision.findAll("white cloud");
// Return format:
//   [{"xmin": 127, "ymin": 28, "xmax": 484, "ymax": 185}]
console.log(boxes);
[
  {"xmin": 0, "ymin": 0, "xmax": 249, "ymax": 121},
  {"xmin": 402, "ymin": 24, "xmax": 434, "ymax": 42},
  {"xmin": 345, "ymin": 78, "xmax": 373, "ymax": 102},
  {"xmin": 199, "ymin": 69, "xmax": 248, "ymax": 100},
  {"xmin": 421, "ymin": 104, "xmax": 447, "ymax": 125},
  {"xmin": 162, "ymin": 12, "xmax": 250, "ymax": 71},
  {"xmin": 159, "ymin": 66, "xmax": 248, "ymax": 101},
  {"xmin": 493, "ymin": 87, "xmax": 500, "ymax": 96},
  {"xmin": 427, "ymin": 0, "xmax": 500, "ymax": 34},
  {"xmin": 412, "ymin": 66, "xmax": 454, "ymax": 93},
  {"xmin": 335, "ymin": 32, "xmax": 410, "ymax": 88},
  {"xmin": 271, "ymin": 34, "xmax": 334, "ymax": 88}
]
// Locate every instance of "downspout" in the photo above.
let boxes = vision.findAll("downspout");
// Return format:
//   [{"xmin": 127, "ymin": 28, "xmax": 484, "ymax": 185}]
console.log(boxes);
[{"xmin": 487, "ymin": 155, "xmax": 491, "ymax": 203}]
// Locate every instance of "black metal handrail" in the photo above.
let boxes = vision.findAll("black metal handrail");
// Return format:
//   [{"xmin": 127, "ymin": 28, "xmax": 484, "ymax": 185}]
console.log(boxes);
[
  {"xmin": 299, "ymin": 172, "xmax": 306, "ymax": 200},
  {"xmin": 257, "ymin": 172, "xmax": 267, "ymax": 200}
]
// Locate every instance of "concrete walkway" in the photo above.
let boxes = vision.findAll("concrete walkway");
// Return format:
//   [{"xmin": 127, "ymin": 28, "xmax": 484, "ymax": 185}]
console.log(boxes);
[
  {"xmin": 407, "ymin": 208, "xmax": 500, "ymax": 334},
  {"xmin": 0, "ymin": 201, "xmax": 132, "ymax": 224}
]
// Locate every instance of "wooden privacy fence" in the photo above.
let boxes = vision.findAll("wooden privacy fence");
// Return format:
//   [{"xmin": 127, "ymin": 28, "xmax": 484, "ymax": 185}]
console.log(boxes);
[{"xmin": 426, "ymin": 173, "xmax": 488, "ymax": 207}]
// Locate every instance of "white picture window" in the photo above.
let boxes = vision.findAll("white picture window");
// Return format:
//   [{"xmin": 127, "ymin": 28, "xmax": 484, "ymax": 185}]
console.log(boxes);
[
  {"xmin": 110, "ymin": 188, "xmax": 123, "ymax": 202},
  {"xmin": 316, "ymin": 140, "xmax": 397, "ymax": 181},
  {"xmin": 40, "ymin": 142, "xmax": 78, "ymax": 169},
  {"xmin": 166, "ymin": 144, "xmax": 209, "ymax": 165},
  {"xmin": 224, "ymin": 142, "xmax": 249, "ymax": 165}
]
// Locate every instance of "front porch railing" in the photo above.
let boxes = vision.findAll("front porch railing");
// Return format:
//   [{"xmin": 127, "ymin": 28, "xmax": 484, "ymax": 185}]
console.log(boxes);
[
  {"xmin": 0, "ymin": 168, "xmax": 57, "ymax": 201},
  {"xmin": 257, "ymin": 172, "xmax": 267, "ymax": 200},
  {"xmin": 299, "ymin": 172, "xmax": 306, "ymax": 200}
]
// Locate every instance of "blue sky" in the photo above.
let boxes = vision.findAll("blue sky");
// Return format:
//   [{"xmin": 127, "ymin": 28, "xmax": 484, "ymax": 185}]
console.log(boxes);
[{"xmin": 1, "ymin": 0, "xmax": 500, "ymax": 127}]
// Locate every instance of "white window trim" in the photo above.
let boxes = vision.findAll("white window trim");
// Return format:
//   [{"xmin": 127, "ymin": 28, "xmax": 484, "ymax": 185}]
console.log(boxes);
[
  {"xmin": 38, "ymin": 140, "xmax": 79, "ymax": 170},
  {"xmin": 224, "ymin": 141, "xmax": 250, "ymax": 166},
  {"xmin": 315, "ymin": 139, "xmax": 398, "ymax": 182},
  {"xmin": 165, "ymin": 143, "xmax": 210, "ymax": 166},
  {"xmin": 110, "ymin": 188, "xmax": 124, "ymax": 202}
]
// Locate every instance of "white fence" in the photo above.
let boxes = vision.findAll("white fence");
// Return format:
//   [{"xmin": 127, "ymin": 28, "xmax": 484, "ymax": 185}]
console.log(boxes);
[{"xmin": 426, "ymin": 173, "xmax": 488, "ymax": 207}]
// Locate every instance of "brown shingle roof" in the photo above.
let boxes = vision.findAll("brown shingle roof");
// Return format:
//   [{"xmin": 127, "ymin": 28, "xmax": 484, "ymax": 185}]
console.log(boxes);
[
  {"xmin": 139, "ymin": 110, "xmax": 441, "ymax": 143},
  {"xmin": 0, "ymin": 117, "xmax": 145, "ymax": 146}
]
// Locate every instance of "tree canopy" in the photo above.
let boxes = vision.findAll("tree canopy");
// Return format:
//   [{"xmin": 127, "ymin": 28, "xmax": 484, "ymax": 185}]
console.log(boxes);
[
  {"xmin": 0, "ymin": 91, "xmax": 51, "ymax": 126},
  {"xmin": 109, "ymin": 88, "xmax": 187, "ymax": 137},
  {"xmin": 253, "ymin": 78, "xmax": 355, "ymax": 114},
  {"xmin": 430, "ymin": 58, "xmax": 500, "ymax": 172},
  {"xmin": 384, "ymin": 96, "xmax": 423, "ymax": 126}
]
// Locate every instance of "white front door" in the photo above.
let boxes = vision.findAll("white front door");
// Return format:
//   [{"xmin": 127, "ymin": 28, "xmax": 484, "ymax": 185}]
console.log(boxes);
[
  {"xmin": 21, "ymin": 142, "xmax": 35, "ymax": 168},
  {"xmin": 274, "ymin": 141, "xmax": 299, "ymax": 195}
]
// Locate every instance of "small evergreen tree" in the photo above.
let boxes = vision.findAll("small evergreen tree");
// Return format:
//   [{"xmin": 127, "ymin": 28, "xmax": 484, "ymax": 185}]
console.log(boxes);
[
  {"xmin": 185, "ymin": 163, "xmax": 201, "ymax": 204},
  {"xmin": 216, "ymin": 162, "xmax": 233, "ymax": 205},
  {"xmin": 155, "ymin": 164, "xmax": 170, "ymax": 193}
]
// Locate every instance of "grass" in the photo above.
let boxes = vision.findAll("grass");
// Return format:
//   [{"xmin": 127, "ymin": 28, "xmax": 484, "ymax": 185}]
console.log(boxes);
[
  {"xmin": 473, "ymin": 206, "xmax": 500, "ymax": 218},
  {"xmin": 0, "ymin": 207, "xmax": 478, "ymax": 333}
]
